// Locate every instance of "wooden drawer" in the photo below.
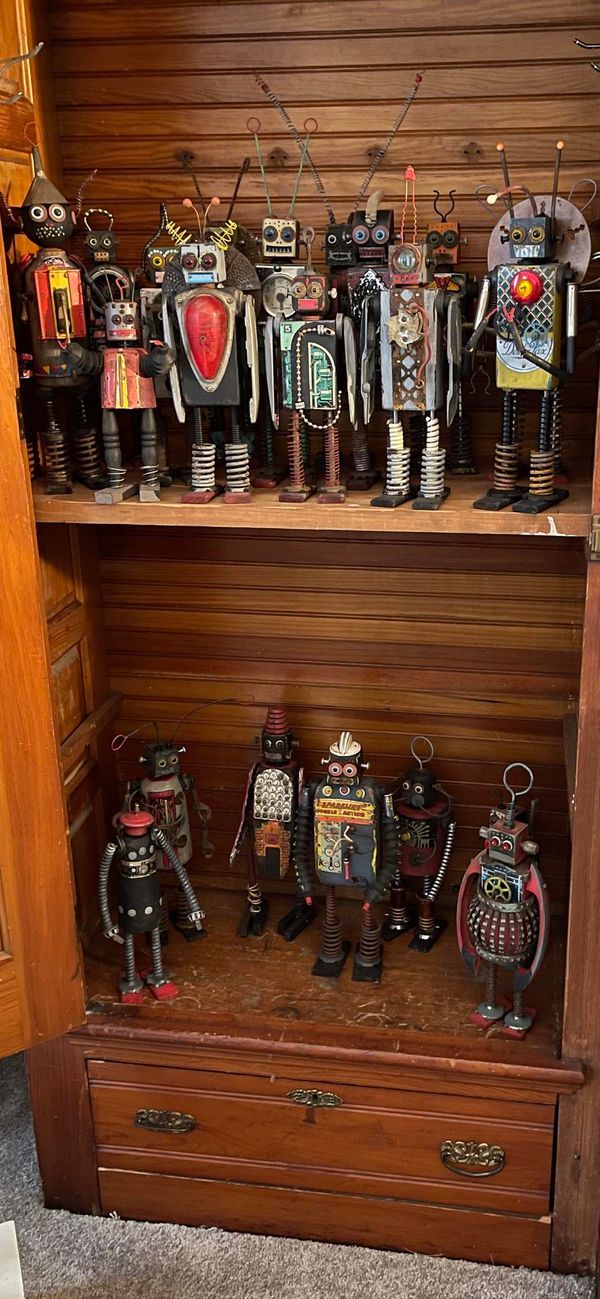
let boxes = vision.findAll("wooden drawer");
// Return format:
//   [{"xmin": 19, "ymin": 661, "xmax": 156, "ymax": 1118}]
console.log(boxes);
[{"xmin": 89, "ymin": 1059, "xmax": 554, "ymax": 1220}]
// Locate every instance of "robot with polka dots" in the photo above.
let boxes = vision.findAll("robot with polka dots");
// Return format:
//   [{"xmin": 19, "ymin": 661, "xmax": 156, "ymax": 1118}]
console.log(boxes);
[{"xmin": 98, "ymin": 807, "xmax": 204, "ymax": 1003}]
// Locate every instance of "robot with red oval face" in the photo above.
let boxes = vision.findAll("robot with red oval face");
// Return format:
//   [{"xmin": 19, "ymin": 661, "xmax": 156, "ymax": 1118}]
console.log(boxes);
[{"xmin": 456, "ymin": 764, "xmax": 550, "ymax": 1038}]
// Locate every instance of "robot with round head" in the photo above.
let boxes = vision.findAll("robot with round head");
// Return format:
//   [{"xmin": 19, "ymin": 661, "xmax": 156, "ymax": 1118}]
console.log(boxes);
[
  {"xmin": 294, "ymin": 731, "xmax": 397, "ymax": 981},
  {"xmin": 230, "ymin": 706, "xmax": 314, "ymax": 941},
  {"xmin": 456, "ymin": 764, "xmax": 550, "ymax": 1038}
]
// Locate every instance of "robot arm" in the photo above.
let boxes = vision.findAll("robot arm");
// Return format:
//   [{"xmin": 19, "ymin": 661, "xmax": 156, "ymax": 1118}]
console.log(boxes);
[
  {"xmin": 98, "ymin": 842, "xmax": 122, "ymax": 942},
  {"xmin": 464, "ymin": 274, "xmax": 492, "ymax": 361},
  {"xmin": 244, "ymin": 294, "xmax": 260, "ymax": 424},
  {"xmin": 427, "ymin": 820, "xmax": 457, "ymax": 902},
  {"xmin": 182, "ymin": 773, "xmax": 214, "ymax": 860},
  {"xmin": 366, "ymin": 792, "xmax": 398, "ymax": 905},
  {"xmin": 566, "ymin": 281, "xmax": 577, "ymax": 376},
  {"xmin": 515, "ymin": 861, "xmax": 550, "ymax": 993},
  {"xmin": 502, "ymin": 311, "xmax": 569, "ymax": 382},
  {"xmin": 229, "ymin": 763, "xmax": 257, "ymax": 864},
  {"xmin": 293, "ymin": 784, "xmax": 315, "ymax": 903},
  {"xmin": 64, "ymin": 341, "xmax": 103, "ymax": 377},
  {"xmin": 264, "ymin": 316, "xmax": 279, "ymax": 428},
  {"xmin": 456, "ymin": 857, "xmax": 481, "ymax": 974},
  {"xmin": 154, "ymin": 828, "xmax": 205, "ymax": 927},
  {"xmin": 161, "ymin": 297, "xmax": 186, "ymax": 422},
  {"xmin": 139, "ymin": 345, "xmax": 175, "ymax": 379}
]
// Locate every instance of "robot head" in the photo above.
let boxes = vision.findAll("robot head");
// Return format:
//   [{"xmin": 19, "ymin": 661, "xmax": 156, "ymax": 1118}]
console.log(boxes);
[
  {"xmin": 480, "ymin": 764, "xmax": 537, "ymax": 866},
  {"xmin": 507, "ymin": 212, "xmax": 555, "ymax": 261},
  {"xmin": 261, "ymin": 706, "xmax": 294, "ymax": 765},
  {"xmin": 261, "ymin": 217, "xmax": 300, "ymax": 262},
  {"xmin": 425, "ymin": 191, "xmax": 460, "ymax": 272},
  {"xmin": 177, "ymin": 241, "xmax": 226, "ymax": 285},
  {"xmin": 20, "ymin": 147, "xmax": 75, "ymax": 247},
  {"xmin": 399, "ymin": 735, "xmax": 437, "ymax": 806},
  {"xmin": 290, "ymin": 271, "xmax": 330, "ymax": 315},
  {"xmin": 104, "ymin": 299, "xmax": 140, "ymax": 343},
  {"xmin": 323, "ymin": 731, "xmax": 365, "ymax": 786},
  {"xmin": 144, "ymin": 245, "xmax": 178, "ymax": 284},
  {"xmin": 389, "ymin": 241, "xmax": 426, "ymax": 286},
  {"xmin": 324, "ymin": 222, "xmax": 354, "ymax": 268},
  {"xmin": 140, "ymin": 740, "xmax": 183, "ymax": 779},
  {"xmin": 350, "ymin": 206, "xmax": 394, "ymax": 264},
  {"xmin": 83, "ymin": 209, "xmax": 118, "ymax": 264}
]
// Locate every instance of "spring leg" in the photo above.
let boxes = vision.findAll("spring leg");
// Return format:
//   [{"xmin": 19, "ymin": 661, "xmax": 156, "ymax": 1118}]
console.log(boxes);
[
  {"xmin": 144, "ymin": 926, "xmax": 178, "ymax": 999},
  {"xmin": 409, "ymin": 882, "xmax": 448, "ymax": 953},
  {"xmin": 157, "ymin": 410, "xmax": 172, "ymax": 487},
  {"xmin": 279, "ymin": 410, "xmax": 315, "ymax": 502},
  {"xmin": 181, "ymin": 407, "xmax": 221, "ymax": 503},
  {"xmin": 472, "ymin": 961, "xmax": 505, "ymax": 1024},
  {"xmin": 118, "ymin": 934, "xmax": 144, "ymax": 1001},
  {"xmin": 224, "ymin": 408, "xmax": 252, "ymax": 503},
  {"xmin": 346, "ymin": 411, "xmax": 379, "ymax": 491},
  {"xmin": 408, "ymin": 412, "xmax": 426, "ymax": 481},
  {"xmin": 448, "ymin": 382, "xmax": 478, "ymax": 475},
  {"xmin": 238, "ymin": 874, "xmax": 269, "ymax": 938},
  {"xmin": 94, "ymin": 409, "xmax": 138, "ymax": 504},
  {"xmin": 71, "ymin": 390, "xmax": 105, "ymax": 489},
  {"xmin": 513, "ymin": 389, "xmax": 569, "ymax": 514},
  {"xmin": 372, "ymin": 412, "xmax": 412, "ymax": 507},
  {"xmin": 382, "ymin": 868, "xmax": 414, "ymax": 940},
  {"xmin": 40, "ymin": 389, "xmax": 73, "ymax": 495},
  {"xmin": 318, "ymin": 423, "xmax": 345, "ymax": 503},
  {"xmin": 474, "ymin": 389, "xmax": 524, "ymax": 510},
  {"xmin": 352, "ymin": 904, "xmax": 383, "ymax": 982},
  {"xmin": 312, "ymin": 886, "xmax": 350, "ymax": 978},
  {"xmin": 413, "ymin": 410, "xmax": 449, "ymax": 510},
  {"xmin": 502, "ymin": 981, "xmax": 534, "ymax": 1036},
  {"xmin": 139, "ymin": 407, "xmax": 161, "ymax": 502},
  {"xmin": 550, "ymin": 387, "xmax": 567, "ymax": 483}
]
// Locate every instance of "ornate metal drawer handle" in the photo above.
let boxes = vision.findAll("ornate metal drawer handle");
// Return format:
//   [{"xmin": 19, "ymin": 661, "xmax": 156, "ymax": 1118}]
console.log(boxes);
[
  {"xmin": 287, "ymin": 1088, "xmax": 343, "ymax": 1108},
  {"xmin": 135, "ymin": 1108, "xmax": 197, "ymax": 1134},
  {"xmin": 440, "ymin": 1139, "xmax": 505, "ymax": 1177}
]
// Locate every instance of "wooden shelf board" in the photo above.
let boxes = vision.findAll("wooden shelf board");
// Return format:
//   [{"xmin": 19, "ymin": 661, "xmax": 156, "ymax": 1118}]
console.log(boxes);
[
  {"xmin": 33, "ymin": 475, "xmax": 592, "ymax": 537},
  {"xmin": 83, "ymin": 886, "xmax": 571, "ymax": 1079}
]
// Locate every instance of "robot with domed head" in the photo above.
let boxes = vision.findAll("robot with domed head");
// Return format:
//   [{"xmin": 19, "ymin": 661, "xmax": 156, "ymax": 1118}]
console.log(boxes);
[
  {"xmin": 294, "ymin": 732, "xmax": 397, "ymax": 982},
  {"xmin": 456, "ymin": 764, "xmax": 550, "ymax": 1038},
  {"xmin": 230, "ymin": 706, "xmax": 314, "ymax": 941}
]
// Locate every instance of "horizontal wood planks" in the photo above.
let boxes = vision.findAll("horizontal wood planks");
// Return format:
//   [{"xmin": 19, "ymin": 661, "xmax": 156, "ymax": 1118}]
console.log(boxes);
[{"xmin": 98, "ymin": 526, "xmax": 584, "ymax": 912}]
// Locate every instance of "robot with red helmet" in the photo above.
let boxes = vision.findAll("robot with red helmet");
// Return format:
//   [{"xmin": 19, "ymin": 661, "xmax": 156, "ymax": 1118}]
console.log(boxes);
[
  {"xmin": 230, "ymin": 706, "xmax": 314, "ymax": 941},
  {"xmin": 384, "ymin": 736, "xmax": 456, "ymax": 952},
  {"xmin": 456, "ymin": 763, "xmax": 550, "ymax": 1038},
  {"xmin": 98, "ymin": 807, "xmax": 204, "ymax": 1003}
]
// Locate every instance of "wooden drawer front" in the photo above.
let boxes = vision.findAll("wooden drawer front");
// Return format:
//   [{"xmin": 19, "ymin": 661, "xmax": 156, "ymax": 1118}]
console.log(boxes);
[{"xmin": 89, "ymin": 1060, "xmax": 554, "ymax": 1216}]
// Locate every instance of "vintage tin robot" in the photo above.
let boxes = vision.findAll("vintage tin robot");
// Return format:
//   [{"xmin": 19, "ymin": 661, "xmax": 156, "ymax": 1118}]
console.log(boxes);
[
  {"xmin": 294, "ymin": 732, "xmax": 397, "ymax": 981},
  {"xmin": 467, "ymin": 141, "xmax": 591, "ymax": 513},
  {"xmin": 16, "ymin": 146, "xmax": 104, "ymax": 494},
  {"xmin": 425, "ymin": 191, "xmax": 478, "ymax": 476},
  {"xmin": 98, "ymin": 808, "xmax": 204, "ymax": 1003},
  {"xmin": 384, "ymin": 736, "xmax": 456, "ymax": 952},
  {"xmin": 82, "ymin": 207, "xmax": 134, "ymax": 347},
  {"xmin": 65, "ymin": 286, "xmax": 175, "ymax": 503},
  {"xmin": 230, "ymin": 706, "xmax": 314, "ymax": 941},
  {"xmin": 456, "ymin": 764, "xmax": 549, "ymax": 1038},
  {"xmin": 162, "ymin": 196, "xmax": 259, "ymax": 503}
]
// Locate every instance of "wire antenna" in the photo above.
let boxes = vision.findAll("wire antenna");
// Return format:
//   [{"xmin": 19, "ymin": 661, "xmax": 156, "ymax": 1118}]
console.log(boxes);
[
  {"xmin": 226, "ymin": 156, "xmax": 251, "ymax": 222},
  {"xmin": 247, "ymin": 117, "xmax": 273, "ymax": 216},
  {"xmin": 112, "ymin": 720, "xmax": 160, "ymax": 751},
  {"xmin": 253, "ymin": 71, "xmax": 336, "ymax": 224},
  {"xmin": 433, "ymin": 188, "xmax": 456, "ymax": 222},
  {"xmin": 354, "ymin": 70, "xmax": 424, "ymax": 208},
  {"xmin": 288, "ymin": 124, "xmax": 312, "ymax": 217},
  {"xmin": 175, "ymin": 151, "xmax": 205, "ymax": 203},
  {"xmin": 550, "ymin": 139, "xmax": 565, "ymax": 223},
  {"xmin": 170, "ymin": 698, "xmax": 239, "ymax": 743}
]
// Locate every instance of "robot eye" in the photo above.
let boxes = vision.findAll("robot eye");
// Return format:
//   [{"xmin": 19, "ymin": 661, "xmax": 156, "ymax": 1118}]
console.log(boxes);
[
  {"xmin": 329, "ymin": 762, "xmax": 342, "ymax": 776},
  {"xmin": 529, "ymin": 226, "xmax": 544, "ymax": 242},
  {"xmin": 343, "ymin": 763, "xmax": 357, "ymax": 777},
  {"xmin": 263, "ymin": 225, "xmax": 277, "ymax": 242},
  {"xmin": 170, "ymin": 755, "xmax": 177, "ymax": 764},
  {"xmin": 427, "ymin": 230, "xmax": 442, "ymax": 248},
  {"xmin": 275, "ymin": 739, "xmax": 284, "ymax": 747},
  {"xmin": 511, "ymin": 226, "xmax": 525, "ymax": 243},
  {"xmin": 30, "ymin": 205, "xmax": 46, "ymax": 221},
  {"xmin": 402, "ymin": 780, "xmax": 410, "ymax": 790},
  {"xmin": 201, "ymin": 252, "xmax": 217, "ymax": 269},
  {"xmin": 88, "ymin": 237, "xmax": 98, "ymax": 247},
  {"xmin": 372, "ymin": 225, "xmax": 389, "ymax": 243},
  {"xmin": 352, "ymin": 224, "xmax": 369, "ymax": 244},
  {"xmin": 112, "ymin": 313, "xmax": 122, "ymax": 324},
  {"xmin": 159, "ymin": 759, "xmax": 166, "ymax": 768},
  {"xmin": 182, "ymin": 253, "xmax": 197, "ymax": 269},
  {"xmin": 502, "ymin": 839, "xmax": 513, "ymax": 852},
  {"xmin": 264, "ymin": 738, "xmax": 272, "ymax": 747},
  {"xmin": 490, "ymin": 834, "xmax": 501, "ymax": 847},
  {"xmin": 309, "ymin": 280, "xmax": 323, "ymax": 298},
  {"xmin": 327, "ymin": 232, "xmax": 337, "ymax": 245},
  {"xmin": 49, "ymin": 204, "xmax": 66, "ymax": 221},
  {"xmin": 151, "ymin": 254, "xmax": 164, "ymax": 267},
  {"xmin": 281, "ymin": 226, "xmax": 295, "ymax": 242},
  {"xmin": 443, "ymin": 229, "xmax": 459, "ymax": 247},
  {"xmin": 292, "ymin": 281, "xmax": 307, "ymax": 298},
  {"xmin": 414, "ymin": 783, "xmax": 424, "ymax": 794},
  {"xmin": 102, "ymin": 236, "xmax": 112, "ymax": 247}
]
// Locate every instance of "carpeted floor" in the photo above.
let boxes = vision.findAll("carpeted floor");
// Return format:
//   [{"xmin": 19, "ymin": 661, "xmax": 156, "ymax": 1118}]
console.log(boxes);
[{"xmin": 0, "ymin": 1053, "xmax": 593, "ymax": 1299}]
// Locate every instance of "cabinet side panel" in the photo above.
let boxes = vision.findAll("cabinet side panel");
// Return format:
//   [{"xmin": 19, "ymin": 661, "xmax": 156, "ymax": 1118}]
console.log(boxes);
[{"xmin": 27, "ymin": 1035, "xmax": 100, "ymax": 1213}]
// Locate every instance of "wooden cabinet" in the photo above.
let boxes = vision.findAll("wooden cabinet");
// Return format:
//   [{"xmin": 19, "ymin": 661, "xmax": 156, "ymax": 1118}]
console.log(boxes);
[{"xmin": 2, "ymin": 0, "xmax": 600, "ymax": 1278}]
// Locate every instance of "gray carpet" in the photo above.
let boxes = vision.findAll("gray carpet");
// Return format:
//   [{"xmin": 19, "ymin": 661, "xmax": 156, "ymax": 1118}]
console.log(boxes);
[{"xmin": 0, "ymin": 1053, "xmax": 593, "ymax": 1299}]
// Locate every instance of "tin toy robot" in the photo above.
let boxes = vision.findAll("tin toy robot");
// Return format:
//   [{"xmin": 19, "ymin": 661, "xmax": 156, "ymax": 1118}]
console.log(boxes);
[
  {"xmin": 82, "ymin": 208, "xmax": 135, "ymax": 348},
  {"xmin": 384, "ymin": 736, "xmax": 456, "ymax": 952},
  {"xmin": 466, "ymin": 141, "xmax": 591, "ymax": 513},
  {"xmin": 16, "ymin": 146, "xmax": 104, "ymax": 494},
  {"xmin": 230, "ymin": 706, "xmax": 314, "ymax": 941},
  {"xmin": 64, "ymin": 279, "xmax": 175, "ymax": 503},
  {"xmin": 98, "ymin": 808, "xmax": 204, "ymax": 1003},
  {"xmin": 456, "ymin": 763, "xmax": 549, "ymax": 1038},
  {"xmin": 162, "ymin": 195, "xmax": 260, "ymax": 503},
  {"xmin": 425, "ymin": 190, "xmax": 478, "ymax": 476},
  {"xmin": 293, "ymin": 732, "xmax": 397, "ymax": 981}
]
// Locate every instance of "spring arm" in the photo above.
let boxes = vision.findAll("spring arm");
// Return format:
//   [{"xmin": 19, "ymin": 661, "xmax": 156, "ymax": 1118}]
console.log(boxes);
[
  {"xmin": 182, "ymin": 773, "xmax": 214, "ymax": 859},
  {"xmin": 426, "ymin": 820, "xmax": 457, "ymax": 902},
  {"xmin": 98, "ymin": 842, "xmax": 117, "ymax": 932},
  {"xmin": 293, "ymin": 785, "xmax": 315, "ymax": 900},
  {"xmin": 154, "ymin": 828, "xmax": 204, "ymax": 921}
]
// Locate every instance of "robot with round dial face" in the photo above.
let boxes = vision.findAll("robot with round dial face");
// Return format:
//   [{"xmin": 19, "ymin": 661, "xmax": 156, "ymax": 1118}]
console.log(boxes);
[{"xmin": 456, "ymin": 764, "xmax": 550, "ymax": 1039}]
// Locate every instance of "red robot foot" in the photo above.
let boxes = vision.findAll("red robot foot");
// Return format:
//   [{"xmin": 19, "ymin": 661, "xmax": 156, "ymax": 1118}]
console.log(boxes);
[
  {"xmin": 469, "ymin": 995, "xmax": 512, "ymax": 1029},
  {"xmin": 147, "ymin": 978, "xmax": 179, "ymax": 1001},
  {"xmin": 119, "ymin": 972, "xmax": 144, "ymax": 1004}
]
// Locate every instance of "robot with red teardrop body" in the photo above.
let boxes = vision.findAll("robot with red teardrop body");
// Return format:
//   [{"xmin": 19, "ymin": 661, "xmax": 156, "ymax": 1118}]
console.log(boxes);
[{"xmin": 456, "ymin": 763, "xmax": 550, "ymax": 1038}]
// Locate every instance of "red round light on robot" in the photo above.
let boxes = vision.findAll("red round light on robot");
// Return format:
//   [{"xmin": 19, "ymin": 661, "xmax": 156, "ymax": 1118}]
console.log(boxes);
[
  {"xmin": 119, "ymin": 810, "xmax": 154, "ymax": 835},
  {"xmin": 509, "ymin": 269, "xmax": 543, "ymax": 305}
]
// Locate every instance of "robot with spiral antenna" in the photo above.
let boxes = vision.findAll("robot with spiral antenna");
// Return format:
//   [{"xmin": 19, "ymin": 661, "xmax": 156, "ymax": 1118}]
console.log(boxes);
[
  {"xmin": 293, "ymin": 732, "xmax": 397, "ymax": 982},
  {"xmin": 15, "ymin": 146, "xmax": 104, "ymax": 494},
  {"xmin": 456, "ymin": 764, "xmax": 549, "ymax": 1038},
  {"xmin": 161, "ymin": 191, "xmax": 260, "ymax": 503},
  {"xmin": 466, "ymin": 141, "xmax": 591, "ymax": 513},
  {"xmin": 230, "ymin": 706, "xmax": 314, "ymax": 941}
]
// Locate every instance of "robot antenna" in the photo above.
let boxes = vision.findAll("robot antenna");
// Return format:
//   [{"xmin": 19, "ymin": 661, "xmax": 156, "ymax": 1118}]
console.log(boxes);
[
  {"xmin": 433, "ymin": 189, "xmax": 456, "ymax": 222},
  {"xmin": 410, "ymin": 735, "xmax": 435, "ymax": 769},
  {"xmin": 503, "ymin": 763, "xmax": 534, "ymax": 802}
]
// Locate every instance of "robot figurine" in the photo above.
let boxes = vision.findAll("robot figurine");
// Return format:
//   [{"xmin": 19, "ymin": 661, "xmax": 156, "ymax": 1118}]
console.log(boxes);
[
  {"xmin": 384, "ymin": 736, "xmax": 456, "ymax": 952},
  {"xmin": 293, "ymin": 732, "xmax": 397, "ymax": 981},
  {"xmin": 16, "ymin": 146, "xmax": 104, "ymax": 493},
  {"xmin": 466, "ymin": 141, "xmax": 591, "ymax": 513},
  {"xmin": 425, "ymin": 190, "xmax": 478, "ymax": 476},
  {"xmin": 230, "ymin": 706, "xmax": 314, "ymax": 941},
  {"xmin": 456, "ymin": 763, "xmax": 549, "ymax": 1038},
  {"xmin": 98, "ymin": 808, "xmax": 204, "ymax": 1003},
  {"xmin": 81, "ymin": 207, "xmax": 134, "ymax": 347}
]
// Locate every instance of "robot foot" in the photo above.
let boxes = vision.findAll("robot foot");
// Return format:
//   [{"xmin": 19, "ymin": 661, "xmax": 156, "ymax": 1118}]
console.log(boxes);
[
  {"xmin": 512, "ymin": 488, "xmax": 569, "ymax": 514},
  {"xmin": 45, "ymin": 480, "xmax": 74, "ymax": 496},
  {"xmin": 223, "ymin": 487, "xmax": 253, "ymax": 504},
  {"xmin": 412, "ymin": 488, "xmax": 450, "ymax": 511},
  {"xmin": 279, "ymin": 483, "xmax": 316, "ymax": 503},
  {"xmin": 371, "ymin": 489, "xmax": 412, "ymax": 508},
  {"xmin": 95, "ymin": 482, "xmax": 139, "ymax": 505},
  {"xmin": 499, "ymin": 1006, "xmax": 537, "ymax": 1039},
  {"xmin": 469, "ymin": 994, "xmax": 512, "ymax": 1029},
  {"xmin": 75, "ymin": 471, "xmax": 108, "ymax": 491},
  {"xmin": 409, "ymin": 917, "xmax": 447, "ymax": 953},
  {"xmin": 171, "ymin": 914, "xmax": 206, "ymax": 943},
  {"xmin": 253, "ymin": 465, "xmax": 286, "ymax": 488},
  {"xmin": 142, "ymin": 967, "xmax": 178, "ymax": 1000},
  {"xmin": 473, "ymin": 488, "xmax": 524, "ymax": 511},
  {"xmin": 312, "ymin": 940, "xmax": 351, "ymax": 979},
  {"xmin": 317, "ymin": 486, "xmax": 346, "ymax": 504},
  {"xmin": 448, "ymin": 459, "xmax": 478, "ymax": 477},
  {"xmin": 119, "ymin": 973, "xmax": 144, "ymax": 1004},
  {"xmin": 352, "ymin": 949, "xmax": 383, "ymax": 983},
  {"xmin": 277, "ymin": 899, "xmax": 316, "ymax": 942},
  {"xmin": 180, "ymin": 486, "xmax": 223, "ymax": 504},
  {"xmin": 139, "ymin": 484, "xmax": 161, "ymax": 503},
  {"xmin": 346, "ymin": 469, "xmax": 380, "ymax": 491},
  {"xmin": 238, "ymin": 900, "xmax": 269, "ymax": 938}
]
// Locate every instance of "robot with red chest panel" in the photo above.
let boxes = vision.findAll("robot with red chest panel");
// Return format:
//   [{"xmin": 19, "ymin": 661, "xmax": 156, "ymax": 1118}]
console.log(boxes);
[{"xmin": 456, "ymin": 763, "xmax": 549, "ymax": 1038}]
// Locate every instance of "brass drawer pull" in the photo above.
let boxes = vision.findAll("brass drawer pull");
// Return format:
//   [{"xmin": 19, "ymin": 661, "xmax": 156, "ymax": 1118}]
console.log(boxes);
[
  {"xmin": 440, "ymin": 1139, "xmax": 505, "ymax": 1177},
  {"xmin": 135, "ymin": 1108, "xmax": 197, "ymax": 1134},
  {"xmin": 287, "ymin": 1088, "xmax": 343, "ymax": 1108}
]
